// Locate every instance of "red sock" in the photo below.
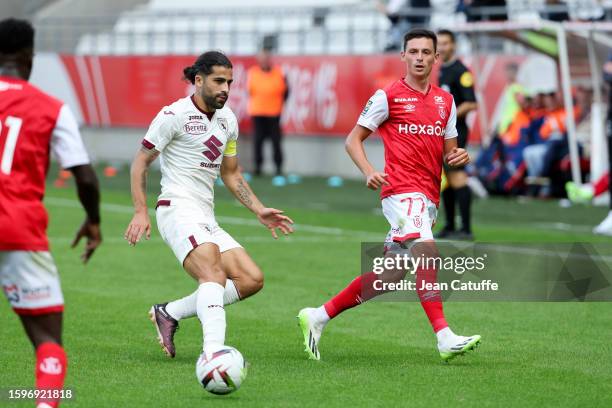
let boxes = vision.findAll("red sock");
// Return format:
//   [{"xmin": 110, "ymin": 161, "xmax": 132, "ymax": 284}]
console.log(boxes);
[
  {"xmin": 35, "ymin": 342, "xmax": 67, "ymax": 408},
  {"xmin": 416, "ymin": 265, "xmax": 448, "ymax": 333},
  {"xmin": 593, "ymin": 172, "xmax": 609, "ymax": 197},
  {"xmin": 324, "ymin": 272, "xmax": 384, "ymax": 318}
]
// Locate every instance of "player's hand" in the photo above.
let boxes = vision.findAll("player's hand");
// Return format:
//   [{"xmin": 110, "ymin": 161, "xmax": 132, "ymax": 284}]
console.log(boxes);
[
  {"xmin": 256, "ymin": 208, "xmax": 294, "ymax": 239},
  {"xmin": 365, "ymin": 171, "xmax": 389, "ymax": 190},
  {"xmin": 124, "ymin": 211, "xmax": 151, "ymax": 246},
  {"xmin": 445, "ymin": 148, "xmax": 470, "ymax": 167},
  {"xmin": 72, "ymin": 219, "xmax": 102, "ymax": 264}
]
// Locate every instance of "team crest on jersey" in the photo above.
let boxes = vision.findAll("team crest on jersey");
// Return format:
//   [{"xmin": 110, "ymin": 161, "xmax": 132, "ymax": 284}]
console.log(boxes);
[
  {"xmin": 184, "ymin": 121, "xmax": 207, "ymax": 135},
  {"xmin": 434, "ymin": 95, "xmax": 445, "ymax": 105},
  {"xmin": 438, "ymin": 106, "xmax": 446, "ymax": 119},
  {"xmin": 217, "ymin": 117, "xmax": 229, "ymax": 134},
  {"xmin": 413, "ymin": 215, "xmax": 423, "ymax": 229},
  {"xmin": 361, "ymin": 100, "xmax": 373, "ymax": 116},
  {"xmin": 404, "ymin": 104, "xmax": 416, "ymax": 113}
]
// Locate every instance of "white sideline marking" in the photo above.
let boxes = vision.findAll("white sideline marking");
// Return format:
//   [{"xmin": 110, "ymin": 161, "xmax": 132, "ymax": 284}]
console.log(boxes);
[{"xmin": 45, "ymin": 196, "xmax": 612, "ymax": 262}]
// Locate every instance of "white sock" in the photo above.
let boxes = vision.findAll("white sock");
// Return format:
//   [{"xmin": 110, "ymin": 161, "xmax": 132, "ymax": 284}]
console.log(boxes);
[
  {"xmin": 223, "ymin": 279, "xmax": 241, "ymax": 305},
  {"xmin": 436, "ymin": 327, "xmax": 456, "ymax": 344},
  {"xmin": 165, "ymin": 279, "xmax": 241, "ymax": 321},
  {"xmin": 165, "ymin": 291, "xmax": 198, "ymax": 321},
  {"xmin": 314, "ymin": 306, "xmax": 330, "ymax": 325},
  {"xmin": 196, "ymin": 282, "xmax": 226, "ymax": 351}
]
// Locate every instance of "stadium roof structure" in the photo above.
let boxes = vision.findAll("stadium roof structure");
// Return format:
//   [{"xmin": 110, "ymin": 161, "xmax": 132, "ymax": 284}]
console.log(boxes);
[{"xmin": 454, "ymin": 21, "xmax": 612, "ymax": 184}]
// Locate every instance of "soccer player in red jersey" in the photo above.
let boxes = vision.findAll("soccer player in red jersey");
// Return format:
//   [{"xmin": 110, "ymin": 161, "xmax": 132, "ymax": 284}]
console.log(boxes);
[
  {"xmin": 0, "ymin": 19, "xmax": 102, "ymax": 407},
  {"xmin": 298, "ymin": 29, "xmax": 481, "ymax": 362}
]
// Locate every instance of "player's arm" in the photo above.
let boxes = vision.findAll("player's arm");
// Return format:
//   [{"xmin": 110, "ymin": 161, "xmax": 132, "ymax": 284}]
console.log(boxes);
[
  {"xmin": 350, "ymin": 89, "xmax": 390, "ymax": 190},
  {"xmin": 69, "ymin": 164, "xmax": 102, "ymax": 263},
  {"xmin": 51, "ymin": 104, "xmax": 102, "ymax": 263},
  {"xmin": 124, "ymin": 147, "xmax": 160, "ymax": 246},
  {"xmin": 220, "ymin": 155, "xmax": 293, "ymax": 238},
  {"xmin": 444, "ymin": 137, "xmax": 470, "ymax": 167},
  {"xmin": 345, "ymin": 125, "xmax": 389, "ymax": 190}
]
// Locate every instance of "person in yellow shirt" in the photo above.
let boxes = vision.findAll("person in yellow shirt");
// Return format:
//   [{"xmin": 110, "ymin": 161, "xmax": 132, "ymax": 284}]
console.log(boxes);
[{"xmin": 247, "ymin": 47, "xmax": 289, "ymax": 176}]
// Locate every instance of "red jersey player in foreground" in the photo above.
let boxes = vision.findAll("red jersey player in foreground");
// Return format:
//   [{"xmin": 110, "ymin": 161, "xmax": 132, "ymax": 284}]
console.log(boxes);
[
  {"xmin": 0, "ymin": 19, "xmax": 102, "ymax": 407},
  {"xmin": 125, "ymin": 51, "xmax": 293, "ymax": 360},
  {"xmin": 298, "ymin": 29, "xmax": 481, "ymax": 362}
]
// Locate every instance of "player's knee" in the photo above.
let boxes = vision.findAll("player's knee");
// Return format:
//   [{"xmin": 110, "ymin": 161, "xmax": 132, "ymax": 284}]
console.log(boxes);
[
  {"xmin": 247, "ymin": 267, "xmax": 264, "ymax": 293},
  {"xmin": 239, "ymin": 266, "xmax": 264, "ymax": 297}
]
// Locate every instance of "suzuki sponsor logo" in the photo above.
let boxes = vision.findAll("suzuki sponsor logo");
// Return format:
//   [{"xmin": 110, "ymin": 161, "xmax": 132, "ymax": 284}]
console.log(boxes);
[
  {"xmin": 394, "ymin": 97, "xmax": 418, "ymax": 103},
  {"xmin": 398, "ymin": 121, "xmax": 445, "ymax": 136},
  {"xmin": 184, "ymin": 121, "xmax": 207, "ymax": 135}
]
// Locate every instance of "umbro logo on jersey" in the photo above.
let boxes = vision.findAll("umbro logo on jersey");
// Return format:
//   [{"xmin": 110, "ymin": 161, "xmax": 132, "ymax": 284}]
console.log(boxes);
[
  {"xmin": 404, "ymin": 104, "xmax": 416, "ymax": 112},
  {"xmin": 433, "ymin": 96, "xmax": 445, "ymax": 105},
  {"xmin": 394, "ymin": 97, "xmax": 418, "ymax": 103},
  {"xmin": 184, "ymin": 121, "xmax": 208, "ymax": 135}
]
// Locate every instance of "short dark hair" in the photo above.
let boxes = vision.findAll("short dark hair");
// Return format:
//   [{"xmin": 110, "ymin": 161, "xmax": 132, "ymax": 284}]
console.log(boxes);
[
  {"xmin": 403, "ymin": 28, "xmax": 437, "ymax": 52},
  {"xmin": 0, "ymin": 18, "xmax": 34, "ymax": 54},
  {"xmin": 183, "ymin": 51, "xmax": 233, "ymax": 84},
  {"xmin": 437, "ymin": 29, "xmax": 456, "ymax": 43}
]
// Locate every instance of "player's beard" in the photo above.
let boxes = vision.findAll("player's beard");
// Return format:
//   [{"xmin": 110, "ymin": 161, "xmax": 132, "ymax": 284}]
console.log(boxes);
[{"xmin": 201, "ymin": 89, "xmax": 227, "ymax": 110}]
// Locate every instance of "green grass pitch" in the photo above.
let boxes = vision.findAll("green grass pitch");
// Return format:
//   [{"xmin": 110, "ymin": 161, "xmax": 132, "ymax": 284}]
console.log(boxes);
[{"xmin": 1, "ymin": 165, "xmax": 611, "ymax": 407}]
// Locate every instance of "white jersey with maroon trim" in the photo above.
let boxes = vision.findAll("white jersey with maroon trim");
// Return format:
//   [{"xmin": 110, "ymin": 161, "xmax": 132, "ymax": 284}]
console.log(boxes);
[
  {"xmin": 142, "ymin": 95, "xmax": 239, "ymax": 215},
  {"xmin": 357, "ymin": 80, "xmax": 458, "ymax": 206}
]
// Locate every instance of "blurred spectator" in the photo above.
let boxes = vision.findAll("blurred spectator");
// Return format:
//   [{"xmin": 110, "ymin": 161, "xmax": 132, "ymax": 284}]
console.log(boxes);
[
  {"xmin": 523, "ymin": 92, "xmax": 582, "ymax": 197},
  {"xmin": 247, "ymin": 46, "xmax": 288, "ymax": 176},
  {"xmin": 542, "ymin": 0, "xmax": 570, "ymax": 21},
  {"xmin": 496, "ymin": 62, "xmax": 525, "ymax": 136},
  {"xmin": 377, "ymin": 0, "xmax": 430, "ymax": 52},
  {"xmin": 465, "ymin": 0, "xmax": 507, "ymax": 21}
]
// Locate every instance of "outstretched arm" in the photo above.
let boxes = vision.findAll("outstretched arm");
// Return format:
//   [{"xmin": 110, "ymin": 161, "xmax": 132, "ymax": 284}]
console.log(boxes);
[
  {"xmin": 124, "ymin": 147, "xmax": 159, "ymax": 246},
  {"xmin": 221, "ymin": 155, "xmax": 293, "ymax": 238},
  {"xmin": 345, "ymin": 124, "xmax": 389, "ymax": 190}
]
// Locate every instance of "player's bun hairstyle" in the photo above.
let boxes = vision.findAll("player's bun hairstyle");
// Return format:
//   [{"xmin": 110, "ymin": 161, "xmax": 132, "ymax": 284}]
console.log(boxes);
[
  {"xmin": 0, "ymin": 18, "xmax": 34, "ymax": 54},
  {"xmin": 183, "ymin": 51, "xmax": 233, "ymax": 84},
  {"xmin": 403, "ymin": 28, "xmax": 438, "ymax": 52},
  {"xmin": 436, "ymin": 29, "xmax": 456, "ymax": 44}
]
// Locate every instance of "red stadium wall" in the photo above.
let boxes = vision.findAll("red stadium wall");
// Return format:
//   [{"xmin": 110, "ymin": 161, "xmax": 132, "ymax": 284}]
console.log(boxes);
[{"xmin": 58, "ymin": 54, "xmax": 527, "ymax": 142}]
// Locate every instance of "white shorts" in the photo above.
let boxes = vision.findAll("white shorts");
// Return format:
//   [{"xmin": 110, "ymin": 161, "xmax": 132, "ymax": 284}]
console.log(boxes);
[
  {"xmin": 382, "ymin": 192, "xmax": 438, "ymax": 244},
  {"xmin": 156, "ymin": 199, "xmax": 242, "ymax": 265},
  {"xmin": 0, "ymin": 251, "xmax": 64, "ymax": 315}
]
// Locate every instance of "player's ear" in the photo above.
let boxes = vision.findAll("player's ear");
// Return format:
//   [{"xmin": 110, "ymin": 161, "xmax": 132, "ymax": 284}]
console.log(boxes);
[{"xmin": 195, "ymin": 74, "xmax": 204, "ymax": 88}]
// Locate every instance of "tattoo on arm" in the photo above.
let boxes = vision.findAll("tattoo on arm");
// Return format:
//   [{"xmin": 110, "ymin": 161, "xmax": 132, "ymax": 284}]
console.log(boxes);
[{"xmin": 236, "ymin": 179, "xmax": 253, "ymax": 207}]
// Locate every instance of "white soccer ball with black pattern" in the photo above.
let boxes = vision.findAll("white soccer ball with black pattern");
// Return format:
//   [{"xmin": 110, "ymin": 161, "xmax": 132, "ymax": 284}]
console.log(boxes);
[{"xmin": 195, "ymin": 345, "xmax": 247, "ymax": 395}]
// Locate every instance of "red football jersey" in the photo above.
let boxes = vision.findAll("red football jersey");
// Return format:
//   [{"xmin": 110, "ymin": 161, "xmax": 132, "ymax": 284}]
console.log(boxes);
[
  {"xmin": 0, "ymin": 76, "xmax": 89, "ymax": 251},
  {"xmin": 357, "ymin": 79, "xmax": 458, "ymax": 205}
]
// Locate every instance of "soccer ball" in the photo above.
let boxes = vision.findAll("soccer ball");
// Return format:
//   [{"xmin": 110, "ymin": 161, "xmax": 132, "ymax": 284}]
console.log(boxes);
[{"xmin": 195, "ymin": 345, "xmax": 247, "ymax": 395}]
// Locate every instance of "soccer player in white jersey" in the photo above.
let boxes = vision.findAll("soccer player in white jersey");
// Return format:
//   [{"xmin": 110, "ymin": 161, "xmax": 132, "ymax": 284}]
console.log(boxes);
[
  {"xmin": 298, "ymin": 29, "xmax": 480, "ymax": 362},
  {"xmin": 125, "ymin": 51, "xmax": 293, "ymax": 358}
]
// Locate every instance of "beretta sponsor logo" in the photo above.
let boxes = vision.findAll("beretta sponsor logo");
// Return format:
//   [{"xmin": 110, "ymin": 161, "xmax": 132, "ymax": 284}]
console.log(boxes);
[{"xmin": 184, "ymin": 121, "xmax": 207, "ymax": 135}]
